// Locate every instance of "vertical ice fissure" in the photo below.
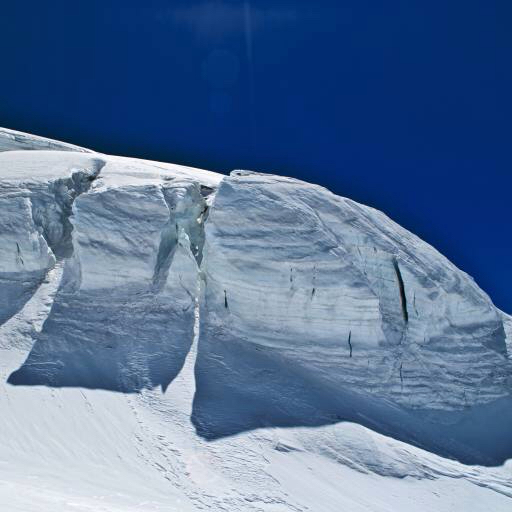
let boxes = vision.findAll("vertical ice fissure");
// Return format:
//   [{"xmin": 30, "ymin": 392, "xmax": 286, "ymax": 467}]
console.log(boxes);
[
  {"xmin": 392, "ymin": 258, "xmax": 409, "ymax": 324},
  {"xmin": 29, "ymin": 158, "xmax": 105, "ymax": 260}
]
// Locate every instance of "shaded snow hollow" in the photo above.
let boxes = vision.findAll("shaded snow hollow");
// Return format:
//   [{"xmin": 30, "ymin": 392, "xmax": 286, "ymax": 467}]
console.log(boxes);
[{"xmin": 1, "ymin": 128, "xmax": 512, "ymax": 511}]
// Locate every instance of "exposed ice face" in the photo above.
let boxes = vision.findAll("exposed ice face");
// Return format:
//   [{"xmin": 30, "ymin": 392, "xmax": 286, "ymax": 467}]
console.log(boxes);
[
  {"xmin": 8, "ymin": 157, "xmax": 208, "ymax": 393},
  {"xmin": 1, "ymin": 139, "xmax": 510, "ymax": 446},
  {"xmin": 503, "ymin": 312, "xmax": 512, "ymax": 357},
  {"xmin": 0, "ymin": 151, "xmax": 103, "ymax": 324},
  {"xmin": 65, "ymin": 158, "xmax": 209, "ymax": 296},
  {"xmin": 0, "ymin": 195, "xmax": 53, "ymax": 325},
  {"xmin": 197, "ymin": 171, "xmax": 510, "ymax": 420}
]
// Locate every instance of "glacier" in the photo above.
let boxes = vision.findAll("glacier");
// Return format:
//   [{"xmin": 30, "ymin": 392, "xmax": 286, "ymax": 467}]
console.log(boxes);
[{"xmin": 1, "ymin": 127, "xmax": 511, "ymax": 511}]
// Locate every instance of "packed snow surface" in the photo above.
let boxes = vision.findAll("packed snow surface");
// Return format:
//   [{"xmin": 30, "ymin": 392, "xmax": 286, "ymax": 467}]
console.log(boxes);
[{"xmin": 1, "ymin": 128, "xmax": 511, "ymax": 511}]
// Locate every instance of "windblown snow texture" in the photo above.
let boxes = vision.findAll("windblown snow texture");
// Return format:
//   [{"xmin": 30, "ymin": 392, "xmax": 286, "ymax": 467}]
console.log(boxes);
[{"xmin": 1, "ymin": 128, "xmax": 512, "ymax": 511}]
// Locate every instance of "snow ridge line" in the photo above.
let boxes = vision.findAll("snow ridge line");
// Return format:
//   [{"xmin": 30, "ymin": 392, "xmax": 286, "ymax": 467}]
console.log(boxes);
[{"xmin": 0, "ymin": 127, "xmax": 93, "ymax": 153}]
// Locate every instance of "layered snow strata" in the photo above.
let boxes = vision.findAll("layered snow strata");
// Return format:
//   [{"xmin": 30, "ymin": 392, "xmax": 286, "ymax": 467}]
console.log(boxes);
[{"xmin": 196, "ymin": 171, "xmax": 511, "ymax": 425}]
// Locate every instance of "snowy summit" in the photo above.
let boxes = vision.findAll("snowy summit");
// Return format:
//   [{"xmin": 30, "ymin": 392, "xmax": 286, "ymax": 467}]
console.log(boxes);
[{"xmin": 1, "ymin": 127, "xmax": 511, "ymax": 511}]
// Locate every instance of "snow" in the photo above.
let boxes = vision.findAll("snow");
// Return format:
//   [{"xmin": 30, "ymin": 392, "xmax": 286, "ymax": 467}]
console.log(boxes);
[
  {"xmin": 0, "ymin": 128, "xmax": 511, "ymax": 511},
  {"xmin": 0, "ymin": 127, "xmax": 91, "ymax": 153}
]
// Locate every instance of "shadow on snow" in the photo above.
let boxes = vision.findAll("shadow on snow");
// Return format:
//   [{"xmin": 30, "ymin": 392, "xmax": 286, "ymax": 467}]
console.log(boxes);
[{"xmin": 8, "ymin": 295, "xmax": 512, "ymax": 467}]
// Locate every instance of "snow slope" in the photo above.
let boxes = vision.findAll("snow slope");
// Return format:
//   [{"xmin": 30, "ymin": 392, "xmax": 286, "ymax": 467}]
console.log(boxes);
[
  {"xmin": 0, "ymin": 127, "xmax": 91, "ymax": 153},
  {"xmin": 1, "ymin": 129, "xmax": 511, "ymax": 511}
]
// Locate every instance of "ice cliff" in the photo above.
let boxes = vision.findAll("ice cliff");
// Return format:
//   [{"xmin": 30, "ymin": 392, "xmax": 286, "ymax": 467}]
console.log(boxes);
[{"xmin": 1, "ymin": 128, "xmax": 511, "ymax": 463}]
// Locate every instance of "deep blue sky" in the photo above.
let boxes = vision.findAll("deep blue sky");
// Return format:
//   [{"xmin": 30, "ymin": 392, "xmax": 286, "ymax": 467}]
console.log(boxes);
[{"xmin": 1, "ymin": 1, "xmax": 511, "ymax": 311}]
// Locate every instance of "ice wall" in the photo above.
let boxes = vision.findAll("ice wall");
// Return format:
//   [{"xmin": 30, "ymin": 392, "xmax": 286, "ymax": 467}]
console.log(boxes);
[
  {"xmin": 9, "ymin": 157, "xmax": 209, "ymax": 391},
  {"xmin": 2, "ymin": 141, "xmax": 510, "ymax": 439},
  {"xmin": 196, "ymin": 171, "xmax": 511, "ymax": 423}
]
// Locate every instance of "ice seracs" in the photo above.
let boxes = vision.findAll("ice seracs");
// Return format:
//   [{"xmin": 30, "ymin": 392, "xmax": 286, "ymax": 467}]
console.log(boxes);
[
  {"xmin": 0, "ymin": 151, "xmax": 102, "ymax": 325},
  {"xmin": 192, "ymin": 171, "xmax": 512, "ymax": 464},
  {"xmin": 7, "ymin": 152, "xmax": 216, "ymax": 392},
  {"xmin": 3, "ymin": 137, "xmax": 511, "ymax": 414},
  {"xmin": 199, "ymin": 170, "xmax": 510, "ymax": 412},
  {"xmin": 1, "ymin": 128, "xmax": 512, "ymax": 510}
]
